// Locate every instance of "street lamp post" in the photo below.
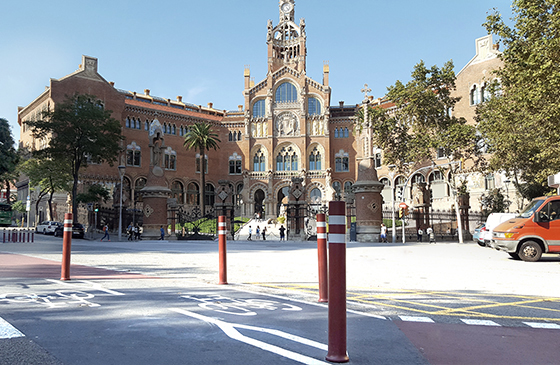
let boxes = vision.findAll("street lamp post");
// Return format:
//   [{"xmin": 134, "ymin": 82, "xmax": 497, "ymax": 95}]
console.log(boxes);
[
  {"xmin": 503, "ymin": 178, "xmax": 511, "ymax": 212},
  {"xmin": 388, "ymin": 164, "xmax": 397, "ymax": 243},
  {"xmin": 118, "ymin": 165, "xmax": 126, "ymax": 241}
]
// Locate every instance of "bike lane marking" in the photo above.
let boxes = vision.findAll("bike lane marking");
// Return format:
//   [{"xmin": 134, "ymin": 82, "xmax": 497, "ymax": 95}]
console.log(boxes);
[
  {"xmin": 0, "ymin": 317, "xmax": 24, "ymax": 339},
  {"xmin": 171, "ymin": 308, "xmax": 329, "ymax": 365}
]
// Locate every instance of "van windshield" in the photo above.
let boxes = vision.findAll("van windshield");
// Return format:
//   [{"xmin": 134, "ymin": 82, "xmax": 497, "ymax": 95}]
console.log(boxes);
[{"xmin": 519, "ymin": 199, "xmax": 545, "ymax": 218}]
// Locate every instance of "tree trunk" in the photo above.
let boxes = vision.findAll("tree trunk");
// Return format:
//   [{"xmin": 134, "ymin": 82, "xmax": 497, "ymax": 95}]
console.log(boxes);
[
  {"xmin": 200, "ymin": 147, "xmax": 206, "ymax": 216},
  {"xmin": 72, "ymin": 173, "xmax": 79, "ymax": 223},
  {"xmin": 5, "ymin": 180, "xmax": 10, "ymax": 204},
  {"xmin": 48, "ymin": 191, "xmax": 54, "ymax": 221}
]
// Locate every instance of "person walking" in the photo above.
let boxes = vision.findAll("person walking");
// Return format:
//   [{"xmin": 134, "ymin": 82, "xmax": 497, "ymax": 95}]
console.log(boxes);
[
  {"xmin": 262, "ymin": 226, "xmax": 267, "ymax": 240},
  {"xmin": 127, "ymin": 223, "xmax": 133, "ymax": 241},
  {"xmin": 417, "ymin": 228, "xmax": 423, "ymax": 242},
  {"xmin": 159, "ymin": 226, "xmax": 165, "ymax": 240},
  {"xmin": 427, "ymin": 226, "xmax": 435, "ymax": 243},
  {"xmin": 133, "ymin": 224, "xmax": 140, "ymax": 241},
  {"xmin": 279, "ymin": 225, "xmax": 285, "ymax": 241},
  {"xmin": 248, "ymin": 226, "xmax": 252, "ymax": 241},
  {"xmin": 100, "ymin": 224, "xmax": 110, "ymax": 241},
  {"xmin": 256, "ymin": 226, "xmax": 260, "ymax": 240},
  {"xmin": 380, "ymin": 223, "xmax": 388, "ymax": 243}
]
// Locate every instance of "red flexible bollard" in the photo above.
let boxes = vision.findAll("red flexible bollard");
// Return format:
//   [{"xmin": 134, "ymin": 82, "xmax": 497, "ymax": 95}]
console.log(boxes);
[
  {"xmin": 326, "ymin": 201, "xmax": 349, "ymax": 363},
  {"xmin": 218, "ymin": 215, "xmax": 228, "ymax": 285},
  {"xmin": 60, "ymin": 213, "xmax": 73, "ymax": 281},
  {"xmin": 317, "ymin": 213, "xmax": 328, "ymax": 303}
]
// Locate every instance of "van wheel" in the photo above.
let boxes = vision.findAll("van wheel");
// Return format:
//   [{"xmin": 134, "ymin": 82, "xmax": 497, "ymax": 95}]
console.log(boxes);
[
  {"xmin": 508, "ymin": 252, "xmax": 520, "ymax": 260},
  {"xmin": 519, "ymin": 241, "xmax": 542, "ymax": 262}
]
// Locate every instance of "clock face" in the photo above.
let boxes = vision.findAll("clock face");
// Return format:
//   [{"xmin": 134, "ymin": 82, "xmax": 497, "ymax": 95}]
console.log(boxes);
[{"xmin": 281, "ymin": 3, "xmax": 292, "ymax": 13}]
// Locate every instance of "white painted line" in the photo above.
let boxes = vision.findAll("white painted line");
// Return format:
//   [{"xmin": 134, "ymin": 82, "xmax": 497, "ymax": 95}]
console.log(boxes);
[
  {"xmin": 524, "ymin": 322, "xmax": 560, "ymax": 329},
  {"xmin": 0, "ymin": 317, "xmax": 24, "ymax": 339},
  {"xmin": 399, "ymin": 316, "xmax": 434, "ymax": 323},
  {"xmin": 46, "ymin": 279, "xmax": 125, "ymax": 296},
  {"xmin": 461, "ymin": 319, "xmax": 501, "ymax": 326},
  {"xmin": 171, "ymin": 308, "xmax": 329, "ymax": 365}
]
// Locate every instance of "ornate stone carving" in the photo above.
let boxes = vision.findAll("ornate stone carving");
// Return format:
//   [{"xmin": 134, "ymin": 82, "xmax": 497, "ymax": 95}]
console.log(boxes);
[
  {"xmin": 144, "ymin": 204, "xmax": 154, "ymax": 218},
  {"xmin": 275, "ymin": 112, "xmax": 299, "ymax": 137}
]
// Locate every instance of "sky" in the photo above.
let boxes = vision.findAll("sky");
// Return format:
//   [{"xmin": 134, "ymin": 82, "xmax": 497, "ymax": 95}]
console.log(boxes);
[{"xmin": 1, "ymin": 0, "xmax": 514, "ymax": 144}]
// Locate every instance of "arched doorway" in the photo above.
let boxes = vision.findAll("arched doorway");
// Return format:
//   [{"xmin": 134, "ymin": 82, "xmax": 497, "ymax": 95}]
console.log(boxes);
[
  {"xmin": 254, "ymin": 189, "xmax": 265, "ymax": 218},
  {"xmin": 277, "ymin": 186, "xmax": 290, "ymax": 217}
]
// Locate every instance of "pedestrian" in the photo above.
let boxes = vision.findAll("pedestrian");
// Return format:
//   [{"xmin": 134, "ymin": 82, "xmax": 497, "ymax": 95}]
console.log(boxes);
[
  {"xmin": 100, "ymin": 224, "xmax": 110, "ymax": 241},
  {"xmin": 248, "ymin": 226, "xmax": 252, "ymax": 241},
  {"xmin": 262, "ymin": 226, "xmax": 266, "ymax": 240},
  {"xmin": 279, "ymin": 225, "xmax": 285, "ymax": 241},
  {"xmin": 137, "ymin": 225, "xmax": 143, "ymax": 240},
  {"xmin": 159, "ymin": 226, "xmax": 165, "ymax": 240},
  {"xmin": 427, "ymin": 226, "xmax": 435, "ymax": 243},
  {"xmin": 417, "ymin": 228, "xmax": 423, "ymax": 242},
  {"xmin": 380, "ymin": 223, "xmax": 387, "ymax": 243},
  {"xmin": 256, "ymin": 226, "xmax": 260, "ymax": 240},
  {"xmin": 134, "ymin": 224, "xmax": 140, "ymax": 241},
  {"xmin": 127, "ymin": 223, "xmax": 133, "ymax": 241}
]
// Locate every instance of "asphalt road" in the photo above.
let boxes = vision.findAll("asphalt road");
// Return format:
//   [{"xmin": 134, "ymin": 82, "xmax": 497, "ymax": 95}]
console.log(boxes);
[{"xmin": 1, "ymin": 234, "xmax": 560, "ymax": 364}]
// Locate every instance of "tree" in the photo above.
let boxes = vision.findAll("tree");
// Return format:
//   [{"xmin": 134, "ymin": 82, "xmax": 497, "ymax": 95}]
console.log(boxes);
[
  {"xmin": 477, "ymin": 0, "xmax": 560, "ymax": 200},
  {"xmin": 20, "ymin": 157, "xmax": 71, "ymax": 221},
  {"xmin": 0, "ymin": 118, "xmax": 19, "ymax": 204},
  {"xmin": 27, "ymin": 93, "xmax": 123, "ymax": 221},
  {"xmin": 356, "ymin": 60, "xmax": 481, "ymax": 173},
  {"xmin": 183, "ymin": 122, "xmax": 220, "ymax": 215},
  {"xmin": 76, "ymin": 184, "xmax": 110, "ymax": 205},
  {"xmin": 480, "ymin": 188, "xmax": 511, "ymax": 216}
]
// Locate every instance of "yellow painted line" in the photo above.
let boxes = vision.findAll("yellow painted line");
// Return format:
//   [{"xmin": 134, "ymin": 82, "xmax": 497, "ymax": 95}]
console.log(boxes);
[{"xmin": 432, "ymin": 298, "xmax": 560, "ymax": 315}]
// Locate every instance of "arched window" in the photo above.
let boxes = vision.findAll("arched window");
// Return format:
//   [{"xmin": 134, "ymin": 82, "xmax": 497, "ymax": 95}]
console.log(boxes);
[
  {"xmin": 332, "ymin": 181, "xmax": 342, "ymax": 196},
  {"xmin": 334, "ymin": 128, "xmax": 339, "ymax": 138},
  {"xmin": 237, "ymin": 131, "xmax": 242, "ymax": 141},
  {"xmin": 485, "ymin": 174, "xmax": 495, "ymax": 190},
  {"xmin": 309, "ymin": 147, "xmax": 322, "ymax": 171},
  {"xmin": 144, "ymin": 121, "xmax": 149, "ymax": 131},
  {"xmin": 171, "ymin": 181, "xmax": 184, "ymax": 204},
  {"xmin": 125, "ymin": 117, "xmax": 131, "ymax": 128},
  {"xmin": 429, "ymin": 171, "xmax": 446, "ymax": 199},
  {"xmin": 470, "ymin": 85, "xmax": 480, "ymax": 105},
  {"xmin": 172, "ymin": 124, "xmax": 176, "ymax": 135},
  {"xmin": 134, "ymin": 177, "xmax": 146, "ymax": 203},
  {"xmin": 344, "ymin": 127, "xmax": 349, "ymax": 138},
  {"xmin": 196, "ymin": 154, "xmax": 208, "ymax": 173},
  {"xmin": 309, "ymin": 188, "xmax": 322, "ymax": 205},
  {"xmin": 276, "ymin": 146, "xmax": 298, "ymax": 171},
  {"xmin": 228, "ymin": 131, "xmax": 233, "ymax": 142},
  {"xmin": 187, "ymin": 182, "xmax": 199, "ymax": 205},
  {"xmin": 343, "ymin": 181, "xmax": 353, "ymax": 193},
  {"xmin": 253, "ymin": 100, "xmax": 266, "ymax": 117},
  {"xmin": 275, "ymin": 82, "xmax": 297, "ymax": 103},
  {"xmin": 308, "ymin": 97, "xmax": 321, "ymax": 115},
  {"xmin": 253, "ymin": 149, "xmax": 266, "ymax": 171},
  {"xmin": 412, "ymin": 173, "xmax": 425, "ymax": 184}
]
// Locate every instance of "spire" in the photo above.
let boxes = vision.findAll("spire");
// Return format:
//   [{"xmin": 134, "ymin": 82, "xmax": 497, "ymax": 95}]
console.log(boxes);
[{"xmin": 268, "ymin": 1, "xmax": 306, "ymax": 74}]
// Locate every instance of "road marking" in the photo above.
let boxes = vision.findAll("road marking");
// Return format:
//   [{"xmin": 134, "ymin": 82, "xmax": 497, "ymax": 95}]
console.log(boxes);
[
  {"xmin": 46, "ymin": 279, "xmax": 125, "ymax": 296},
  {"xmin": 461, "ymin": 319, "xmax": 500, "ymax": 326},
  {"xmin": 171, "ymin": 308, "xmax": 329, "ymax": 365},
  {"xmin": 523, "ymin": 322, "xmax": 560, "ymax": 329},
  {"xmin": 0, "ymin": 317, "xmax": 24, "ymax": 339},
  {"xmin": 399, "ymin": 316, "xmax": 434, "ymax": 323}
]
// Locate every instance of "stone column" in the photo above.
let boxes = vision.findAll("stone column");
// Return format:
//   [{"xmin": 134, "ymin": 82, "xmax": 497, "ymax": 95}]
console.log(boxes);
[
  {"xmin": 352, "ymin": 158, "xmax": 384, "ymax": 243},
  {"xmin": 287, "ymin": 177, "xmax": 306, "ymax": 240},
  {"xmin": 139, "ymin": 122, "xmax": 172, "ymax": 240},
  {"xmin": 412, "ymin": 182, "xmax": 430, "ymax": 231}
]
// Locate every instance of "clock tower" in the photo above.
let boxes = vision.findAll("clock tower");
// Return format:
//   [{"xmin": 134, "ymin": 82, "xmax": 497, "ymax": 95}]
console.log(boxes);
[{"xmin": 267, "ymin": 0, "xmax": 306, "ymax": 74}]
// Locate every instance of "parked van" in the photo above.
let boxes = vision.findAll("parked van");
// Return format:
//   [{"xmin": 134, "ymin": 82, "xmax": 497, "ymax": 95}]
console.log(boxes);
[
  {"xmin": 492, "ymin": 196, "xmax": 560, "ymax": 261},
  {"xmin": 480, "ymin": 213, "xmax": 517, "ymax": 247}
]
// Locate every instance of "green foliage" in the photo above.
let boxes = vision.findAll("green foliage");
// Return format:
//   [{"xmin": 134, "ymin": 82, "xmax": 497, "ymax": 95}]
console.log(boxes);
[
  {"xmin": 477, "ymin": 0, "xmax": 560, "ymax": 189},
  {"xmin": 356, "ymin": 60, "xmax": 481, "ymax": 173},
  {"xmin": 0, "ymin": 119, "xmax": 19, "ymax": 203},
  {"xmin": 183, "ymin": 122, "xmax": 221, "ymax": 215},
  {"xmin": 76, "ymin": 184, "xmax": 110, "ymax": 204},
  {"xmin": 11, "ymin": 200, "xmax": 26, "ymax": 214},
  {"xmin": 26, "ymin": 93, "xmax": 123, "ymax": 221},
  {"xmin": 480, "ymin": 188, "xmax": 511, "ymax": 215},
  {"xmin": 383, "ymin": 218, "xmax": 402, "ymax": 228}
]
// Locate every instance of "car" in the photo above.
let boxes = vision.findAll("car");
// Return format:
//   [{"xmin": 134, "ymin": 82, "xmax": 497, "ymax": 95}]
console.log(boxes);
[
  {"xmin": 54, "ymin": 223, "xmax": 85, "ymax": 239},
  {"xmin": 36, "ymin": 221, "xmax": 62, "ymax": 235},
  {"xmin": 473, "ymin": 223, "xmax": 486, "ymax": 246},
  {"xmin": 481, "ymin": 213, "xmax": 517, "ymax": 247}
]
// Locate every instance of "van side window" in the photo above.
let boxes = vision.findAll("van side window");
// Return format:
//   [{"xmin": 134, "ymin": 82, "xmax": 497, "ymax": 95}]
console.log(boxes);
[{"xmin": 550, "ymin": 201, "xmax": 560, "ymax": 221}]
